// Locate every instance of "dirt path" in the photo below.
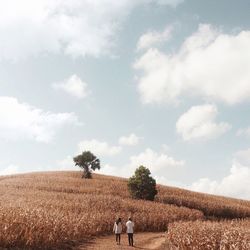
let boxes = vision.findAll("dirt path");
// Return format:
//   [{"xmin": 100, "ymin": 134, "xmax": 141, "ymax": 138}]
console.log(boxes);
[{"xmin": 75, "ymin": 232, "xmax": 167, "ymax": 250}]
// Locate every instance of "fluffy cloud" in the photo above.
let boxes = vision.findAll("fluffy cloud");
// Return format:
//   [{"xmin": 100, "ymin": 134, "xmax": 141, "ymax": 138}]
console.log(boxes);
[
  {"xmin": 189, "ymin": 163, "xmax": 250, "ymax": 200},
  {"xmin": 0, "ymin": 165, "xmax": 20, "ymax": 176},
  {"xmin": 176, "ymin": 104, "xmax": 231, "ymax": 141},
  {"xmin": 119, "ymin": 133, "xmax": 140, "ymax": 146},
  {"xmin": 189, "ymin": 148, "xmax": 250, "ymax": 199},
  {"xmin": 129, "ymin": 148, "xmax": 184, "ymax": 172},
  {"xmin": 134, "ymin": 24, "xmax": 250, "ymax": 105},
  {"xmin": 0, "ymin": 96, "xmax": 79, "ymax": 143},
  {"xmin": 56, "ymin": 155, "xmax": 76, "ymax": 171},
  {"xmin": 52, "ymin": 74, "xmax": 89, "ymax": 99},
  {"xmin": 100, "ymin": 148, "xmax": 184, "ymax": 177},
  {"xmin": 0, "ymin": 0, "xmax": 183, "ymax": 61},
  {"xmin": 78, "ymin": 139, "xmax": 121, "ymax": 157},
  {"xmin": 137, "ymin": 26, "xmax": 173, "ymax": 51}
]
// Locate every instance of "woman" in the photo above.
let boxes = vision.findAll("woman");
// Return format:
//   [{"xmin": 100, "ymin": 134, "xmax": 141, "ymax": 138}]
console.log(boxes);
[{"xmin": 113, "ymin": 217, "xmax": 122, "ymax": 245}]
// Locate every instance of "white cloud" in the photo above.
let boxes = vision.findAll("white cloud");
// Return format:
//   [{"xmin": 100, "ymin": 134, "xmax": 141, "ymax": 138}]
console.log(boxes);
[
  {"xmin": 189, "ymin": 163, "xmax": 250, "ymax": 200},
  {"xmin": 137, "ymin": 26, "xmax": 173, "ymax": 51},
  {"xmin": 0, "ymin": 96, "xmax": 79, "ymax": 143},
  {"xmin": 134, "ymin": 24, "xmax": 250, "ymax": 105},
  {"xmin": 129, "ymin": 148, "xmax": 184, "ymax": 172},
  {"xmin": 0, "ymin": 165, "xmax": 20, "ymax": 176},
  {"xmin": 176, "ymin": 104, "xmax": 231, "ymax": 141},
  {"xmin": 99, "ymin": 163, "xmax": 118, "ymax": 176},
  {"xmin": 52, "ymin": 74, "xmax": 89, "ymax": 99},
  {"xmin": 0, "ymin": 0, "xmax": 183, "ymax": 61},
  {"xmin": 78, "ymin": 139, "xmax": 121, "ymax": 157},
  {"xmin": 154, "ymin": 175, "xmax": 184, "ymax": 187},
  {"xmin": 100, "ymin": 148, "xmax": 184, "ymax": 178},
  {"xmin": 119, "ymin": 133, "xmax": 140, "ymax": 146},
  {"xmin": 56, "ymin": 155, "xmax": 77, "ymax": 171},
  {"xmin": 236, "ymin": 127, "xmax": 250, "ymax": 137},
  {"xmin": 189, "ymin": 149, "xmax": 250, "ymax": 200}
]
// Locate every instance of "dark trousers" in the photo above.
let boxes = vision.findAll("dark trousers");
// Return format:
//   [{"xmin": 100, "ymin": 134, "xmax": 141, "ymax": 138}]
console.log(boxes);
[
  {"xmin": 128, "ymin": 233, "xmax": 133, "ymax": 246},
  {"xmin": 115, "ymin": 234, "xmax": 121, "ymax": 244}
]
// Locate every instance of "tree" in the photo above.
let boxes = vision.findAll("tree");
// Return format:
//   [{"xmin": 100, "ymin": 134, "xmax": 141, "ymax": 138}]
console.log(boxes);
[
  {"xmin": 128, "ymin": 166, "xmax": 157, "ymax": 201},
  {"xmin": 73, "ymin": 151, "xmax": 100, "ymax": 178}
]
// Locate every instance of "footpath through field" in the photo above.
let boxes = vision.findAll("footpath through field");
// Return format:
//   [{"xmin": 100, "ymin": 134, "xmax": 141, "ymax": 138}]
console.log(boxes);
[{"xmin": 75, "ymin": 232, "xmax": 167, "ymax": 250}]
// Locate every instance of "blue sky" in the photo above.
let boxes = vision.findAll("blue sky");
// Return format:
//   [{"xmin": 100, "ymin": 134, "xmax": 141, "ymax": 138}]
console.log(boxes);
[{"xmin": 0, "ymin": 0, "xmax": 250, "ymax": 199}]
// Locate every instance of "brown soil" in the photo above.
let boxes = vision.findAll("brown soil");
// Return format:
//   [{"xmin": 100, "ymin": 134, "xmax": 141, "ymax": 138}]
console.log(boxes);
[{"xmin": 75, "ymin": 232, "xmax": 167, "ymax": 250}]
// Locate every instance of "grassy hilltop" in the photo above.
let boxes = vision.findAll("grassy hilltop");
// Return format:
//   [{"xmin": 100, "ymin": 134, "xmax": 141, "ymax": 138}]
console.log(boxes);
[{"xmin": 0, "ymin": 171, "xmax": 249, "ymax": 249}]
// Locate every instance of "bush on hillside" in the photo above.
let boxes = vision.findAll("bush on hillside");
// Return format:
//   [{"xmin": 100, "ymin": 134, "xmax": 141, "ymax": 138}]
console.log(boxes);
[{"xmin": 128, "ymin": 166, "xmax": 157, "ymax": 201}]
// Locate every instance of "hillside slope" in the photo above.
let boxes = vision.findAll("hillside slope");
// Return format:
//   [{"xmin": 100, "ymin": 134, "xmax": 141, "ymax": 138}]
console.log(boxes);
[
  {"xmin": 157, "ymin": 184, "xmax": 250, "ymax": 218},
  {"xmin": 0, "ymin": 171, "xmax": 249, "ymax": 249}
]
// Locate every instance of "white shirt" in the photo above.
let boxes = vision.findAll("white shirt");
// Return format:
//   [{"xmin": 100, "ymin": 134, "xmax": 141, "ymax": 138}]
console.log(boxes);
[
  {"xmin": 113, "ymin": 222, "xmax": 122, "ymax": 234},
  {"xmin": 126, "ymin": 220, "xmax": 134, "ymax": 233}
]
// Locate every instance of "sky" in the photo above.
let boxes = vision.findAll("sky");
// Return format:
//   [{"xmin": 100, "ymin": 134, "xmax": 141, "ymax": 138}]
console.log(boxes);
[{"xmin": 0, "ymin": 0, "xmax": 250, "ymax": 200}]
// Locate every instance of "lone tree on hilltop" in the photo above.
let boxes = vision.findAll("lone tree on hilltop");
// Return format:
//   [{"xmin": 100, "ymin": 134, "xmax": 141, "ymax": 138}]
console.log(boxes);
[
  {"xmin": 73, "ymin": 151, "xmax": 100, "ymax": 178},
  {"xmin": 128, "ymin": 165, "xmax": 157, "ymax": 201}
]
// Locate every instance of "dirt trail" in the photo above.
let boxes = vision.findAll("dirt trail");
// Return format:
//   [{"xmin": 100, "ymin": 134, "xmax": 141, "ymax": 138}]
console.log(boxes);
[{"xmin": 75, "ymin": 232, "xmax": 167, "ymax": 250}]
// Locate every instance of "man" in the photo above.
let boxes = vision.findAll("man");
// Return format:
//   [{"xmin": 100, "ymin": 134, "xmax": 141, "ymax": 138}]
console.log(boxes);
[{"xmin": 126, "ymin": 217, "xmax": 134, "ymax": 246}]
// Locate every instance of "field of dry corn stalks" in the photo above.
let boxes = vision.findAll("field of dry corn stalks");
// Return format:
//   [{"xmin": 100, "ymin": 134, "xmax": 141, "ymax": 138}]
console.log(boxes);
[
  {"xmin": 0, "ymin": 171, "xmax": 249, "ymax": 249},
  {"xmin": 167, "ymin": 219, "xmax": 250, "ymax": 250},
  {"xmin": 157, "ymin": 185, "xmax": 250, "ymax": 218},
  {"xmin": 0, "ymin": 172, "xmax": 202, "ymax": 249}
]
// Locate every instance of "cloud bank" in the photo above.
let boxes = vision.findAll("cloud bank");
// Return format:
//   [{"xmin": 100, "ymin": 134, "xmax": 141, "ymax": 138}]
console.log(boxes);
[
  {"xmin": 0, "ymin": 165, "xmax": 20, "ymax": 176},
  {"xmin": 119, "ymin": 133, "xmax": 140, "ymax": 146},
  {"xmin": 0, "ymin": 0, "xmax": 183, "ymax": 61},
  {"xmin": 189, "ymin": 148, "xmax": 250, "ymax": 200},
  {"xmin": 176, "ymin": 104, "xmax": 231, "ymax": 141},
  {"xmin": 78, "ymin": 139, "xmax": 121, "ymax": 157},
  {"xmin": 189, "ymin": 163, "xmax": 250, "ymax": 200},
  {"xmin": 134, "ymin": 24, "xmax": 250, "ymax": 105},
  {"xmin": 0, "ymin": 97, "xmax": 79, "ymax": 143},
  {"xmin": 137, "ymin": 25, "xmax": 173, "ymax": 51},
  {"xmin": 101, "ymin": 147, "xmax": 184, "ymax": 178}
]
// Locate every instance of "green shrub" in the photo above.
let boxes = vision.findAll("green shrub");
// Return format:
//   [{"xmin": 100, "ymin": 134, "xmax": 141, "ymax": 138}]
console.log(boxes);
[{"xmin": 128, "ymin": 166, "xmax": 157, "ymax": 201}]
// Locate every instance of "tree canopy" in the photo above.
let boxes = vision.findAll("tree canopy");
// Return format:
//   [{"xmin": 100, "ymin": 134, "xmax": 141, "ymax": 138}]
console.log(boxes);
[
  {"xmin": 128, "ymin": 165, "xmax": 157, "ymax": 201},
  {"xmin": 73, "ymin": 151, "xmax": 100, "ymax": 178}
]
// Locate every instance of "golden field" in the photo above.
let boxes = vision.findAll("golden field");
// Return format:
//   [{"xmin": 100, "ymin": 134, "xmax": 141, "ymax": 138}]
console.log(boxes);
[
  {"xmin": 167, "ymin": 219, "xmax": 250, "ymax": 249},
  {"xmin": 157, "ymin": 185, "xmax": 250, "ymax": 218},
  {"xmin": 0, "ymin": 171, "xmax": 249, "ymax": 249}
]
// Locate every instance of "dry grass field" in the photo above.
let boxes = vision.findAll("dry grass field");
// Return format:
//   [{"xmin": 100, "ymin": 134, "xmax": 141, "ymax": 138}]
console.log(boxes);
[
  {"xmin": 0, "ymin": 172, "xmax": 202, "ymax": 249},
  {"xmin": 157, "ymin": 185, "xmax": 250, "ymax": 218},
  {"xmin": 0, "ymin": 171, "xmax": 249, "ymax": 249},
  {"xmin": 167, "ymin": 219, "xmax": 250, "ymax": 249}
]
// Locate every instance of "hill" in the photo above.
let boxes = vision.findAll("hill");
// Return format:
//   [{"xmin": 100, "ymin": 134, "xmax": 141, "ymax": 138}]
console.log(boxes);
[
  {"xmin": 157, "ymin": 184, "xmax": 250, "ymax": 219},
  {"xmin": 0, "ymin": 171, "xmax": 249, "ymax": 249}
]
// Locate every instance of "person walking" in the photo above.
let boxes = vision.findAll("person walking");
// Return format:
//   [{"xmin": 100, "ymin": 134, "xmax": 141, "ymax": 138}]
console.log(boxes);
[
  {"xmin": 126, "ymin": 217, "xmax": 134, "ymax": 247},
  {"xmin": 113, "ymin": 218, "xmax": 122, "ymax": 245}
]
